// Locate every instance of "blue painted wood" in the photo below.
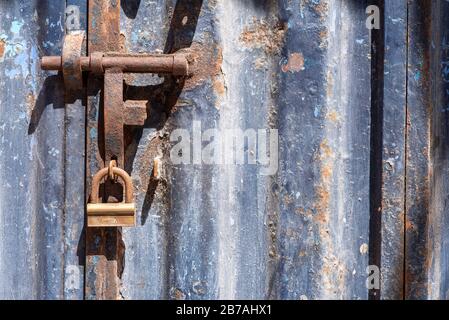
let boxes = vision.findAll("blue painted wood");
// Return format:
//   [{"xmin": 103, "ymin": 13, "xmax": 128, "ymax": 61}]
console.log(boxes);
[
  {"xmin": 2, "ymin": 0, "xmax": 448, "ymax": 300},
  {"xmin": 273, "ymin": 0, "xmax": 371, "ymax": 299},
  {"xmin": 63, "ymin": 0, "xmax": 87, "ymax": 300},
  {"xmin": 120, "ymin": 0, "xmax": 373, "ymax": 300},
  {"xmin": 419, "ymin": 0, "xmax": 449, "ymax": 300},
  {"xmin": 0, "ymin": 1, "xmax": 84, "ymax": 299},
  {"xmin": 377, "ymin": 0, "xmax": 407, "ymax": 300}
]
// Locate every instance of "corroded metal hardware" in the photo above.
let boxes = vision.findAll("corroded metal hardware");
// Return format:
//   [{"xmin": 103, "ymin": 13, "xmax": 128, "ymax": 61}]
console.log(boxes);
[
  {"xmin": 40, "ymin": 37, "xmax": 190, "ymax": 135},
  {"xmin": 60, "ymin": 31, "xmax": 85, "ymax": 92},
  {"xmin": 40, "ymin": 0, "xmax": 192, "ymax": 230},
  {"xmin": 42, "ymin": 53, "xmax": 189, "ymax": 76},
  {"xmin": 87, "ymin": 167, "xmax": 136, "ymax": 227}
]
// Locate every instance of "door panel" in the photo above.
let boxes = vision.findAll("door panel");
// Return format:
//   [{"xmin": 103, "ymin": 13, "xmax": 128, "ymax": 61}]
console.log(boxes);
[
  {"xmin": 0, "ymin": 1, "xmax": 85, "ymax": 299},
  {"xmin": 1, "ymin": 0, "xmax": 449, "ymax": 300}
]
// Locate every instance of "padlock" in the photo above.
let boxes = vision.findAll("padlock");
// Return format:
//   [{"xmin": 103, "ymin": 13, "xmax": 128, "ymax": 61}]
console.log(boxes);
[{"xmin": 87, "ymin": 167, "xmax": 136, "ymax": 227}]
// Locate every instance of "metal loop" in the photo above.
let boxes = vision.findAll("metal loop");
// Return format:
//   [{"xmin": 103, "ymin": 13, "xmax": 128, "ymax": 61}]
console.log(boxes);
[
  {"xmin": 90, "ymin": 167, "xmax": 134, "ymax": 204},
  {"xmin": 108, "ymin": 160, "xmax": 117, "ymax": 181}
]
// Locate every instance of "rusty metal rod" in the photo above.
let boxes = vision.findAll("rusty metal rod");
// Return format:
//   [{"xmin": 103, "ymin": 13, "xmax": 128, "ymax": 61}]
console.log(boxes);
[
  {"xmin": 41, "ymin": 54, "xmax": 189, "ymax": 75},
  {"xmin": 41, "ymin": 56, "xmax": 63, "ymax": 70}
]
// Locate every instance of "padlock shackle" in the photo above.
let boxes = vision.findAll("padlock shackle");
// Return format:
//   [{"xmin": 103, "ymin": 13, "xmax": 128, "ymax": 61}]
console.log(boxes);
[{"xmin": 90, "ymin": 167, "xmax": 133, "ymax": 204}]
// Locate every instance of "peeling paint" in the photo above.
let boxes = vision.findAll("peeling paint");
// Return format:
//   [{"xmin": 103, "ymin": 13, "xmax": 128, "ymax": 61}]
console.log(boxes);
[
  {"xmin": 239, "ymin": 18, "xmax": 286, "ymax": 55},
  {"xmin": 281, "ymin": 52, "xmax": 305, "ymax": 73},
  {"xmin": 0, "ymin": 39, "xmax": 5, "ymax": 59}
]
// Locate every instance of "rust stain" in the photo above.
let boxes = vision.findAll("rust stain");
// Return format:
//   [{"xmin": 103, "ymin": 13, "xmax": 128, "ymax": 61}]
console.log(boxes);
[
  {"xmin": 0, "ymin": 39, "xmax": 5, "ymax": 58},
  {"xmin": 321, "ymin": 164, "xmax": 332, "ymax": 182},
  {"xmin": 254, "ymin": 57, "xmax": 268, "ymax": 70},
  {"xmin": 312, "ymin": 136, "xmax": 349, "ymax": 297},
  {"xmin": 326, "ymin": 110, "xmax": 339, "ymax": 123},
  {"xmin": 310, "ymin": 0, "xmax": 329, "ymax": 21},
  {"xmin": 319, "ymin": 29, "xmax": 328, "ymax": 49},
  {"xmin": 313, "ymin": 186, "xmax": 330, "ymax": 224},
  {"xmin": 239, "ymin": 18, "xmax": 286, "ymax": 55},
  {"xmin": 213, "ymin": 78, "xmax": 225, "ymax": 96},
  {"xmin": 318, "ymin": 139, "xmax": 333, "ymax": 159},
  {"xmin": 184, "ymin": 39, "xmax": 223, "ymax": 91},
  {"xmin": 172, "ymin": 288, "xmax": 186, "ymax": 300},
  {"xmin": 405, "ymin": 219, "xmax": 415, "ymax": 231},
  {"xmin": 314, "ymin": 139, "xmax": 333, "ymax": 224},
  {"xmin": 281, "ymin": 52, "xmax": 305, "ymax": 73},
  {"xmin": 283, "ymin": 194, "xmax": 294, "ymax": 206}
]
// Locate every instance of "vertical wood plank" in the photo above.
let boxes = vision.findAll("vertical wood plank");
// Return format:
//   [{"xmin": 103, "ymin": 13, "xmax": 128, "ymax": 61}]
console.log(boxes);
[
  {"xmin": 85, "ymin": 0, "xmax": 123, "ymax": 300},
  {"xmin": 424, "ymin": 0, "xmax": 449, "ymax": 300},
  {"xmin": 374, "ymin": 0, "xmax": 407, "ymax": 300},
  {"xmin": 405, "ymin": 0, "xmax": 432, "ymax": 300},
  {"xmin": 272, "ymin": 0, "xmax": 371, "ymax": 299},
  {"xmin": 0, "ymin": 1, "xmax": 85, "ymax": 299},
  {"xmin": 118, "ymin": 0, "xmax": 374, "ymax": 300},
  {"xmin": 64, "ymin": 0, "xmax": 87, "ymax": 300}
]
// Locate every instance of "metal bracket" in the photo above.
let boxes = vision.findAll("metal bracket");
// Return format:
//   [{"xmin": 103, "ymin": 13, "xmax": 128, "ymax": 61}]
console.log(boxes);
[{"xmin": 40, "ymin": 7, "xmax": 191, "ymax": 228}]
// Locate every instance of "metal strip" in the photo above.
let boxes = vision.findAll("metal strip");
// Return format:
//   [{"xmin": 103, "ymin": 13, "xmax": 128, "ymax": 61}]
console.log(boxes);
[
  {"xmin": 85, "ymin": 0, "xmax": 122, "ymax": 300},
  {"xmin": 103, "ymin": 68, "xmax": 124, "ymax": 166}
]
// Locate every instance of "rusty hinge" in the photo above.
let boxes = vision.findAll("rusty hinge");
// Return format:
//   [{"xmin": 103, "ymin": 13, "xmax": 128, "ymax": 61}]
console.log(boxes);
[{"xmin": 40, "ymin": 10, "xmax": 190, "ymax": 228}]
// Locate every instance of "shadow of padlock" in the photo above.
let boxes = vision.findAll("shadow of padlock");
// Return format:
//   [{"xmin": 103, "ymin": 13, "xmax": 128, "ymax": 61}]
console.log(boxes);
[{"xmin": 87, "ymin": 167, "xmax": 136, "ymax": 227}]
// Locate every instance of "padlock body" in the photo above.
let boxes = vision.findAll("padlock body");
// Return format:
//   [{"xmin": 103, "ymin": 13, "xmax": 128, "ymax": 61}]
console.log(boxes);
[{"xmin": 87, "ymin": 202, "xmax": 136, "ymax": 227}]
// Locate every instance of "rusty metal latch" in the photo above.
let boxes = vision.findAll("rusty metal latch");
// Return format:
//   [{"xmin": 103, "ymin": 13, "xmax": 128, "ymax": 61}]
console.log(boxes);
[{"xmin": 40, "ymin": 18, "xmax": 190, "ymax": 228}]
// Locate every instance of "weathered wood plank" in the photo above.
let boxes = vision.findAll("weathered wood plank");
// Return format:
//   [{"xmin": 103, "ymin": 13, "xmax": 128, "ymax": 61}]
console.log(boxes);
[
  {"xmin": 405, "ymin": 0, "xmax": 432, "ymax": 300},
  {"xmin": 424, "ymin": 0, "xmax": 449, "ymax": 300},
  {"xmin": 272, "ymin": 0, "xmax": 372, "ymax": 299},
  {"xmin": 63, "ymin": 0, "xmax": 87, "ymax": 301},
  {"xmin": 119, "ymin": 0, "xmax": 373, "ymax": 300},
  {"xmin": 120, "ymin": 0, "xmax": 220, "ymax": 299},
  {"xmin": 0, "ymin": 1, "xmax": 84, "ymax": 299},
  {"xmin": 376, "ymin": 0, "xmax": 407, "ymax": 300}
]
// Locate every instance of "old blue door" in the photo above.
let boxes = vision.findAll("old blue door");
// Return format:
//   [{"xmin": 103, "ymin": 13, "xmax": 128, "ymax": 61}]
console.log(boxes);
[{"xmin": 0, "ymin": 0, "xmax": 448, "ymax": 300}]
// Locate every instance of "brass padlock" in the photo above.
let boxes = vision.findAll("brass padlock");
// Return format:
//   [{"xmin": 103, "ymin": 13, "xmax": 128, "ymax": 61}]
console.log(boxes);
[{"xmin": 87, "ymin": 167, "xmax": 136, "ymax": 227}]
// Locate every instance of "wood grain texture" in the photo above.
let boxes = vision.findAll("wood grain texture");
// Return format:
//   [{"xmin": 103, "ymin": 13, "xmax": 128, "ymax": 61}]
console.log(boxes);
[
  {"xmin": 0, "ymin": 1, "xmax": 85, "ymax": 299},
  {"xmin": 375, "ymin": 0, "xmax": 407, "ymax": 300},
  {"xmin": 405, "ymin": 0, "xmax": 432, "ymax": 300},
  {"xmin": 424, "ymin": 0, "xmax": 449, "ymax": 300},
  {"xmin": 119, "ymin": 0, "xmax": 373, "ymax": 300},
  {"xmin": 3, "ymin": 0, "xmax": 449, "ymax": 300}
]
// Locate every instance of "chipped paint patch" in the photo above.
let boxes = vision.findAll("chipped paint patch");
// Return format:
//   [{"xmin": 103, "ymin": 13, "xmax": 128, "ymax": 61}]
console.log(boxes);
[
  {"xmin": 310, "ymin": 0, "xmax": 329, "ymax": 21},
  {"xmin": 25, "ymin": 93, "xmax": 35, "ymax": 117},
  {"xmin": 319, "ymin": 29, "xmax": 328, "ymax": 49},
  {"xmin": 253, "ymin": 57, "xmax": 268, "ymax": 70},
  {"xmin": 281, "ymin": 52, "xmax": 305, "ymax": 73},
  {"xmin": 239, "ymin": 18, "xmax": 286, "ymax": 55},
  {"xmin": 185, "ymin": 41, "xmax": 223, "ymax": 91},
  {"xmin": 0, "ymin": 39, "xmax": 5, "ymax": 59},
  {"xmin": 10, "ymin": 20, "xmax": 24, "ymax": 34},
  {"xmin": 326, "ymin": 110, "xmax": 340, "ymax": 123},
  {"xmin": 0, "ymin": 19, "xmax": 34, "ymax": 80},
  {"xmin": 213, "ymin": 78, "xmax": 225, "ymax": 96},
  {"xmin": 360, "ymin": 243, "xmax": 369, "ymax": 255}
]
